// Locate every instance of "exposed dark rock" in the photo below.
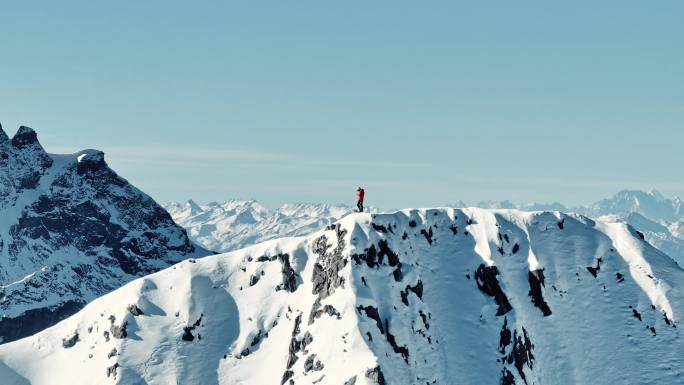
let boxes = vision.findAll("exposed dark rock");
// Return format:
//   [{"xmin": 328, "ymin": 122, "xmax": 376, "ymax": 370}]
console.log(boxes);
[
  {"xmin": 632, "ymin": 309, "xmax": 642, "ymax": 322},
  {"xmin": 586, "ymin": 258, "xmax": 602, "ymax": 278},
  {"xmin": 277, "ymin": 254, "xmax": 298, "ymax": 292},
  {"xmin": 400, "ymin": 280, "xmax": 424, "ymax": 306},
  {"xmin": 249, "ymin": 274, "xmax": 260, "ymax": 286},
  {"xmin": 616, "ymin": 273, "xmax": 625, "ymax": 283},
  {"xmin": 499, "ymin": 317, "xmax": 512, "ymax": 354},
  {"xmin": 392, "ymin": 266, "xmax": 403, "ymax": 282},
  {"xmin": 474, "ymin": 264, "xmax": 513, "ymax": 316},
  {"xmin": 506, "ymin": 327, "xmax": 535, "ymax": 385},
  {"xmin": 0, "ymin": 300, "xmax": 84, "ymax": 345},
  {"xmin": 372, "ymin": 223, "xmax": 389, "ymax": 233},
  {"xmin": 357, "ymin": 305, "xmax": 384, "ymax": 334},
  {"xmin": 344, "ymin": 376, "xmax": 357, "ymax": 385},
  {"xmin": 449, "ymin": 223, "xmax": 458, "ymax": 235},
  {"xmin": 61, "ymin": 332, "xmax": 79, "ymax": 348},
  {"xmin": 501, "ymin": 367, "xmax": 515, "ymax": 385},
  {"xmin": 110, "ymin": 321, "xmax": 128, "ymax": 339},
  {"xmin": 181, "ymin": 314, "xmax": 203, "ymax": 342},
  {"xmin": 108, "ymin": 348, "xmax": 118, "ymax": 359},
  {"xmin": 311, "ymin": 226, "xmax": 348, "ymax": 300},
  {"xmin": 250, "ymin": 330, "xmax": 263, "ymax": 347},
  {"xmin": 384, "ymin": 318, "xmax": 409, "ymax": 363},
  {"xmin": 257, "ymin": 255, "xmax": 277, "ymax": 262},
  {"xmin": 127, "ymin": 304, "xmax": 144, "ymax": 316},
  {"xmin": 511, "ymin": 243, "xmax": 520, "ymax": 254},
  {"xmin": 420, "ymin": 227, "xmax": 434, "ymax": 245},
  {"xmin": 304, "ymin": 354, "xmax": 325, "ymax": 372},
  {"xmin": 365, "ymin": 366, "xmax": 386, "ymax": 385},
  {"xmin": 408, "ymin": 220, "xmax": 417, "ymax": 228},
  {"xmin": 106, "ymin": 363, "xmax": 119, "ymax": 378},
  {"xmin": 557, "ymin": 218, "xmax": 565, "ymax": 229},
  {"xmin": 528, "ymin": 270, "xmax": 552, "ymax": 316},
  {"xmin": 378, "ymin": 240, "xmax": 400, "ymax": 266},
  {"xmin": 309, "ymin": 297, "xmax": 342, "ymax": 323},
  {"xmin": 301, "ymin": 331, "xmax": 313, "ymax": 350},
  {"xmin": 419, "ymin": 310, "xmax": 430, "ymax": 330},
  {"xmin": 352, "ymin": 245, "xmax": 378, "ymax": 268},
  {"xmin": 635, "ymin": 230, "xmax": 645, "ymax": 240},
  {"xmin": 292, "ymin": 313, "xmax": 302, "ymax": 337},
  {"xmin": 281, "ymin": 370, "xmax": 294, "ymax": 385}
]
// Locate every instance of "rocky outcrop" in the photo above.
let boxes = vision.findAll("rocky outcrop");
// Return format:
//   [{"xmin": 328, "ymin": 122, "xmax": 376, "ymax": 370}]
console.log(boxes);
[
  {"xmin": 474, "ymin": 264, "xmax": 513, "ymax": 316},
  {"xmin": 0, "ymin": 125, "xmax": 210, "ymax": 344}
]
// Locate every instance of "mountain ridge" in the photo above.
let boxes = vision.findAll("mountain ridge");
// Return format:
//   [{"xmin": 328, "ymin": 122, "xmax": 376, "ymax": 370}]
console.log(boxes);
[
  {"xmin": 0, "ymin": 124, "xmax": 211, "ymax": 344},
  {"xmin": 1, "ymin": 207, "xmax": 682, "ymax": 384}
]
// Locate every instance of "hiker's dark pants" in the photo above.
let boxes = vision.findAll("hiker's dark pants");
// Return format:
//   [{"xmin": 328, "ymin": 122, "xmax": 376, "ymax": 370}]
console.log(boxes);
[{"xmin": 357, "ymin": 200, "xmax": 364, "ymax": 212}]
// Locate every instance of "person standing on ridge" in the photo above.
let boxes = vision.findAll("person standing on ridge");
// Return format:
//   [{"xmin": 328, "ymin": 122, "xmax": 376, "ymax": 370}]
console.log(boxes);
[{"xmin": 356, "ymin": 187, "xmax": 365, "ymax": 212}]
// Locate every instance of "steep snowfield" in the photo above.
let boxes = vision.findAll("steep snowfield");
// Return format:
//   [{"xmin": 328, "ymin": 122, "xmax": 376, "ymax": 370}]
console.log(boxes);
[
  {"xmin": 0, "ymin": 125, "xmax": 210, "ymax": 344},
  {"xmin": 164, "ymin": 200, "xmax": 362, "ymax": 252},
  {"xmin": 456, "ymin": 190, "xmax": 684, "ymax": 266},
  {"xmin": 1, "ymin": 208, "xmax": 682, "ymax": 385}
]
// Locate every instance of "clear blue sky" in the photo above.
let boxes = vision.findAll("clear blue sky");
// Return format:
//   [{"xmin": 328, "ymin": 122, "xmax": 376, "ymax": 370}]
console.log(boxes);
[{"xmin": 1, "ymin": 1, "xmax": 682, "ymax": 208}]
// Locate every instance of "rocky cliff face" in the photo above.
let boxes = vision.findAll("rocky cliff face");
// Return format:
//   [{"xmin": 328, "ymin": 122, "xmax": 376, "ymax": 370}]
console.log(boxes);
[
  {"xmin": 0, "ymin": 124, "xmax": 210, "ymax": 344},
  {"xmin": 1, "ymin": 208, "xmax": 681, "ymax": 385}
]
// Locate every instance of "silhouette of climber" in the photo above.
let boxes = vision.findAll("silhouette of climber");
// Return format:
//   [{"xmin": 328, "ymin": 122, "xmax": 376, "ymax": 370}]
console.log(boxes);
[{"xmin": 356, "ymin": 187, "xmax": 365, "ymax": 212}]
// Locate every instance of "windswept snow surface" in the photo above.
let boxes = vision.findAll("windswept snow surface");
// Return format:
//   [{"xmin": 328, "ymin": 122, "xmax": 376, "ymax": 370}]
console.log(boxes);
[
  {"xmin": 164, "ymin": 200, "xmax": 369, "ymax": 253},
  {"xmin": 1, "ymin": 208, "xmax": 682, "ymax": 385}
]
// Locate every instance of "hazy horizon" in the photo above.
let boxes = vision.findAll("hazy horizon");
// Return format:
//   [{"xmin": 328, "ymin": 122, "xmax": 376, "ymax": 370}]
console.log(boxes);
[{"xmin": 2, "ymin": 1, "xmax": 682, "ymax": 208}]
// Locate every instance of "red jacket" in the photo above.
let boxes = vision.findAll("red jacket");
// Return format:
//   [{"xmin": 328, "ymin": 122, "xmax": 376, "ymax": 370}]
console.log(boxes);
[{"xmin": 357, "ymin": 189, "xmax": 365, "ymax": 201}]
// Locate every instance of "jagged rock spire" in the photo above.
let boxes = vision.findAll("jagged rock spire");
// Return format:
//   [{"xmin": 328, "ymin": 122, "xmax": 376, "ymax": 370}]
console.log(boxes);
[
  {"xmin": 8, "ymin": 125, "xmax": 53, "ymax": 190},
  {"xmin": 0, "ymin": 122, "xmax": 8, "ymax": 143},
  {"xmin": 11, "ymin": 126, "xmax": 41, "ymax": 149}
]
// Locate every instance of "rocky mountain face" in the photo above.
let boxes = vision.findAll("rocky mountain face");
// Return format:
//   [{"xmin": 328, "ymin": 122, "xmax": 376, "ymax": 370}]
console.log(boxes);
[
  {"xmin": 164, "ymin": 200, "xmax": 362, "ymax": 253},
  {"xmin": 1, "ymin": 208, "xmax": 681, "ymax": 385},
  {"xmin": 0, "ymin": 125, "xmax": 210, "ymax": 344}
]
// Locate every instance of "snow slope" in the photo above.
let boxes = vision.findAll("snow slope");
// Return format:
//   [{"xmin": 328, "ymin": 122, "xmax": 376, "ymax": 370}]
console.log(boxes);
[
  {"xmin": 466, "ymin": 190, "xmax": 684, "ymax": 266},
  {"xmin": 1, "ymin": 208, "xmax": 682, "ymax": 385},
  {"xmin": 0, "ymin": 125, "xmax": 210, "ymax": 344},
  {"xmin": 164, "ymin": 200, "xmax": 363, "ymax": 253}
]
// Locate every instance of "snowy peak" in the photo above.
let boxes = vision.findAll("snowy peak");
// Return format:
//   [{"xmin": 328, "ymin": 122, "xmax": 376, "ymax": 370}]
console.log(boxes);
[
  {"xmin": 10, "ymin": 126, "xmax": 42, "ymax": 149},
  {"xmin": 0, "ymin": 125, "xmax": 211, "ymax": 344},
  {"xmin": 0, "ymin": 123, "xmax": 8, "ymax": 142},
  {"xmin": 585, "ymin": 189, "xmax": 683, "ymax": 222},
  {"xmin": 1, "ymin": 208, "xmax": 682, "ymax": 385}
]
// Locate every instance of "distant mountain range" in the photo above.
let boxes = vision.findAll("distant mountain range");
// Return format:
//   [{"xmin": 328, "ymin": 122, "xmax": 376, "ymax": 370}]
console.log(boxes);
[
  {"xmin": 164, "ymin": 200, "xmax": 372, "ymax": 253},
  {"xmin": 0, "ymin": 125, "xmax": 211, "ymax": 344},
  {"xmin": 166, "ymin": 189, "xmax": 684, "ymax": 265}
]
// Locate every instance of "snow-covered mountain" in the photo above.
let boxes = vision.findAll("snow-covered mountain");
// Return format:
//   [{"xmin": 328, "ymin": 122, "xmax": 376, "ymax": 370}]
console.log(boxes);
[
  {"xmin": 164, "ymin": 200, "xmax": 360, "ymax": 253},
  {"xmin": 581, "ymin": 189, "xmax": 683, "ymax": 222},
  {"xmin": 1, "ymin": 208, "xmax": 682, "ymax": 385},
  {"xmin": 0, "ymin": 125, "xmax": 210, "ymax": 344},
  {"xmin": 465, "ymin": 190, "xmax": 684, "ymax": 266}
]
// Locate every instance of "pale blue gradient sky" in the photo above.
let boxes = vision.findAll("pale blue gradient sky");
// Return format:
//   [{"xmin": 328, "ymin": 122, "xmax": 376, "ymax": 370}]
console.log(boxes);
[{"xmin": 1, "ymin": 1, "xmax": 682, "ymax": 208}]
